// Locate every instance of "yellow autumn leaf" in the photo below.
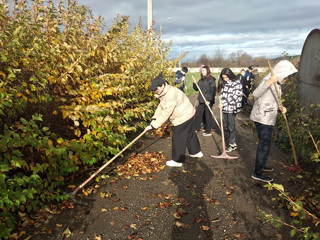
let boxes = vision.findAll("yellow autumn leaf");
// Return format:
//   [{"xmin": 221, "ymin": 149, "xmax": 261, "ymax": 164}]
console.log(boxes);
[
  {"xmin": 130, "ymin": 224, "xmax": 137, "ymax": 230},
  {"xmin": 94, "ymin": 235, "xmax": 102, "ymax": 240},
  {"xmin": 52, "ymin": 110, "xmax": 58, "ymax": 115},
  {"xmin": 271, "ymin": 183, "xmax": 284, "ymax": 192},
  {"xmin": 18, "ymin": 212, "xmax": 26, "ymax": 217},
  {"xmin": 201, "ymin": 225, "xmax": 210, "ymax": 231},
  {"xmin": 174, "ymin": 221, "xmax": 187, "ymax": 227},
  {"xmin": 173, "ymin": 212, "xmax": 181, "ymax": 219},
  {"xmin": 57, "ymin": 138, "xmax": 64, "ymax": 144},
  {"xmin": 74, "ymin": 105, "xmax": 82, "ymax": 111},
  {"xmin": 290, "ymin": 212, "xmax": 299, "ymax": 217},
  {"xmin": 9, "ymin": 233, "xmax": 19, "ymax": 240},
  {"xmin": 62, "ymin": 227, "xmax": 72, "ymax": 238},
  {"xmin": 48, "ymin": 76, "xmax": 56, "ymax": 84},
  {"xmin": 0, "ymin": 71, "xmax": 6, "ymax": 78},
  {"xmin": 62, "ymin": 110, "xmax": 70, "ymax": 119}
]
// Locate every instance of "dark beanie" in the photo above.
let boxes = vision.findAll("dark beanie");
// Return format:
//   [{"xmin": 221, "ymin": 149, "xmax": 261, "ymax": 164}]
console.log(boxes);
[
  {"xmin": 182, "ymin": 67, "xmax": 188, "ymax": 73},
  {"xmin": 149, "ymin": 76, "xmax": 166, "ymax": 90}
]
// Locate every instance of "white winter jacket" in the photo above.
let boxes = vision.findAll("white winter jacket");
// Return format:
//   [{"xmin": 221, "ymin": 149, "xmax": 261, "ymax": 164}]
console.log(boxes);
[
  {"xmin": 250, "ymin": 60, "xmax": 297, "ymax": 126},
  {"xmin": 151, "ymin": 83, "xmax": 195, "ymax": 128}
]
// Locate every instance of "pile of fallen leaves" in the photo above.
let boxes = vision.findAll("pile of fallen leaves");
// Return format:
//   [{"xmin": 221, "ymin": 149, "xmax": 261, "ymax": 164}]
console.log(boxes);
[
  {"xmin": 151, "ymin": 122, "xmax": 173, "ymax": 138},
  {"xmin": 116, "ymin": 151, "xmax": 166, "ymax": 177}
]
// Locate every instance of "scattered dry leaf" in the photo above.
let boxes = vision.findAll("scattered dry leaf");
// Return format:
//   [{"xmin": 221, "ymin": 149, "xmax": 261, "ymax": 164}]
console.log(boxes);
[
  {"xmin": 174, "ymin": 221, "xmax": 189, "ymax": 228},
  {"xmin": 116, "ymin": 152, "xmax": 166, "ymax": 178},
  {"xmin": 94, "ymin": 234, "xmax": 103, "ymax": 240},
  {"xmin": 173, "ymin": 212, "xmax": 181, "ymax": 219},
  {"xmin": 234, "ymin": 232, "xmax": 246, "ymax": 238},
  {"xmin": 130, "ymin": 224, "xmax": 137, "ymax": 230},
  {"xmin": 201, "ymin": 225, "xmax": 210, "ymax": 231},
  {"xmin": 62, "ymin": 227, "xmax": 72, "ymax": 238}
]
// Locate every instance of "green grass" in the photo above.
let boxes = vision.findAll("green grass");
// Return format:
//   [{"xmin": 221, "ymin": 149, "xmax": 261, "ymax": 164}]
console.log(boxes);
[{"xmin": 185, "ymin": 72, "xmax": 220, "ymax": 96}]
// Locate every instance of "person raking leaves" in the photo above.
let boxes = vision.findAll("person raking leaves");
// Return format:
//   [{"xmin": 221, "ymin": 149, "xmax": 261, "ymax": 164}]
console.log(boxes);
[
  {"xmin": 250, "ymin": 60, "xmax": 298, "ymax": 182},
  {"xmin": 145, "ymin": 75, "xmax": 203, "ymax": 167}
]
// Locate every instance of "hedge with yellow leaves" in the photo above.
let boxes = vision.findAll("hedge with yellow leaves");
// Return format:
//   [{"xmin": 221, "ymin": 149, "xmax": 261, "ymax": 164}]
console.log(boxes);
[{"xmin": 0, "ymin": 0, "xmax": 175, "ymax": 238}]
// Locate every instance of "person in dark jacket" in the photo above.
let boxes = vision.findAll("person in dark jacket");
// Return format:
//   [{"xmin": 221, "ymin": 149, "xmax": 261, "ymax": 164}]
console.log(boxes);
[
  {"xmin": 242, "ymin": 66, "xmax": 255, "ymax": 107},
  {"xmin": 193, "ymin": 65, "xmax": 216, "ymax": 136},
  {"xmin": 236, "ymin": 69, "xmax": 246, "ymax": 85},
  {"xmin": 175, "ymin": 67, "xmax": 188, "ymax": 92}
]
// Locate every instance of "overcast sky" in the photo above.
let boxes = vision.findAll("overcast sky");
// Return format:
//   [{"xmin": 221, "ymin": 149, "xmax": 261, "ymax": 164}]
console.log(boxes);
[{"xmin": 30, "ymin": 0, "xmax": 320, "ymax": 60}]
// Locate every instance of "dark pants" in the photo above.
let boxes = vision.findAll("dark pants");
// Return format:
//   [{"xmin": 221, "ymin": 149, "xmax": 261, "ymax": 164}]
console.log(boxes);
[
  {"xmin": 172, "ymin": 117, "xmax": 201, "ymax": 163},
  {"xmin": 242, "ymin": 88, "xmax": 250, "ymax": 106},
  {"xmin": 254, "ymin": 122, "xmax": 273, "ymax": 175},
  {"xmin": 223, "ymin": 113, "xmax": 236, "ymax": 145},
  {"xmin": 195, "ymin": 103, "xmax": 212, "ymax": 134}
]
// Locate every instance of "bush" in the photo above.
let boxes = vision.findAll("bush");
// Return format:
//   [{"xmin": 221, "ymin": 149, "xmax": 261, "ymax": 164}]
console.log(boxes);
[
  {"xmin": 264, "ymin": 64, "xmax": 320, "ymax": 239},
  {"xmin": 0, "ymin": 0, "xmax": 176, "ymax": 238}
]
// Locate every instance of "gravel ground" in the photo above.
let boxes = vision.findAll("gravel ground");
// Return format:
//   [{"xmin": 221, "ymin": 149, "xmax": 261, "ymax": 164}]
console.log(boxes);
[{"xmin": 29, "ymin": 95, "xmax": 298, "ymax": 240}]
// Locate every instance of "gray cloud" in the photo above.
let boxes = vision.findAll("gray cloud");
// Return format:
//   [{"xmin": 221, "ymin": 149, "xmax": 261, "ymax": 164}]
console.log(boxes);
[{"xmin": 57, "ymin": 0, "xmax": 320, "ymax": 58}]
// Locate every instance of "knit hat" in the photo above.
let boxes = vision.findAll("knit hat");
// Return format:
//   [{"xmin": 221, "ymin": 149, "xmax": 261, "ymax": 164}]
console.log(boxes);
[
  {"xmin": 199, "ymin": 65, "xmax": 205, "ymax": 73},
  {"xmin": 181, "ymin": 67, "xmax": 188, "ymax": 73},
  {"xmin": 149, "ymin": 76, "xmax": 166, "ymax": 90},
  {"xmin": 248, "ymin": 66, "xmax": 254, "ymax": 70}
]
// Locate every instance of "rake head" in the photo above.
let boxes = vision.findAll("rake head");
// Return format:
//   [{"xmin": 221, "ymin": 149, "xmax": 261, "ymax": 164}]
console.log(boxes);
[
  {"xmin": 282, "ymin": 164, "xmax": 304, "ymax": 173},
  {"xmin": 210, "ymin": 151, "xmax": 238, "ymax": 159}
]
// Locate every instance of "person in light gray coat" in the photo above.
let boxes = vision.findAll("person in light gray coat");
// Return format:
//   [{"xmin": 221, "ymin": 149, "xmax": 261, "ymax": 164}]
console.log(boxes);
[{"xmin": 250, "ymin": 60, "xmax": 298, "ymax": 182}]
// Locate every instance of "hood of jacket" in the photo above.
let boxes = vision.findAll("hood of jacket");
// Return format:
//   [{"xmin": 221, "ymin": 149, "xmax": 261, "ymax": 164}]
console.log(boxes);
[{"xmin": 263, "ymin": 60, "xmax": 298, "ymax": 84}]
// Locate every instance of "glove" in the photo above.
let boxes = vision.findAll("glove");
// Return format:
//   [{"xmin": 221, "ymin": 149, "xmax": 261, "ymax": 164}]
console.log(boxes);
[{"xmin": 145, "ymin": 125, "xmax": 153, "ymax": 131}]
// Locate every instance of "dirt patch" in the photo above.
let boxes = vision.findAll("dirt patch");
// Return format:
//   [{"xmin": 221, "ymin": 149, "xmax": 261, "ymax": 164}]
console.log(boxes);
[{"xmin": 28, "ymin": 95, "xmax": 299, "ymax": 240}]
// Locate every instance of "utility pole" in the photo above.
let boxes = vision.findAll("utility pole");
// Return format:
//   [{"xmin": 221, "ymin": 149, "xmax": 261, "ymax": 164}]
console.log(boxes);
[
  {"xmin": 160, "ymin": 17, "xmax": 171, "ymax": 37},
  {"xmin": 147, "ymin": 0, "xmax": 152, "ymax": 31},
  {"xmin": 179, "ymin": 40, "xmax": 181, "ymax": 68}
]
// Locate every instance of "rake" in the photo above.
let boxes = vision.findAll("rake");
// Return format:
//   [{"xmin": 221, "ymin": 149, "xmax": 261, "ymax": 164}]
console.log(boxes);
[
  {"xmin": 210, "ymin": 97, "xmax": 238, "ymax": 159},
  {"xmin": 267, "ymin": 60, "xmax": 303, "ymax": 172},
  {"xmin": 70, "ymin": 128, "xmax": 149, "ymax": 200}
]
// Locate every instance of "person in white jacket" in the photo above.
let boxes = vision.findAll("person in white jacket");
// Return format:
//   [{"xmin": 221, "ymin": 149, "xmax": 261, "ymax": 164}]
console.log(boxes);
[
  {"xmin": 250, "ymin": 60, "xmax": 298, "ymax": 182},
  {"xmin": 146, "ymin": 76, "xmax": 203, "ymax": 167}
]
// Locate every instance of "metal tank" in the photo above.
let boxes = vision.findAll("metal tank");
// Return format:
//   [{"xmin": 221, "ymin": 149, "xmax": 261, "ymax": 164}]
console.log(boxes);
[{"xmin": 299, "ymin": 28, "xmax": 320, "ymax": 109}]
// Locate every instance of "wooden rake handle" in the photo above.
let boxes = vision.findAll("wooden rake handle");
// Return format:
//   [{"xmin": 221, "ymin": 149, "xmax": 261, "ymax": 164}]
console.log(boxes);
[
  {"xmin": 267, "ymin": 59, "xmax": 283, "ymax": 108},
  {"xmin": 267, "ymin": 59, "xmax": 298, "ymax": 166},
  {"xmin": 71, "ymin": 128, "xmax": 148, "ymax": 196},
  {"xmin": 192, "ymin": 76, "xmax": 221, "ymax": 130}
]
